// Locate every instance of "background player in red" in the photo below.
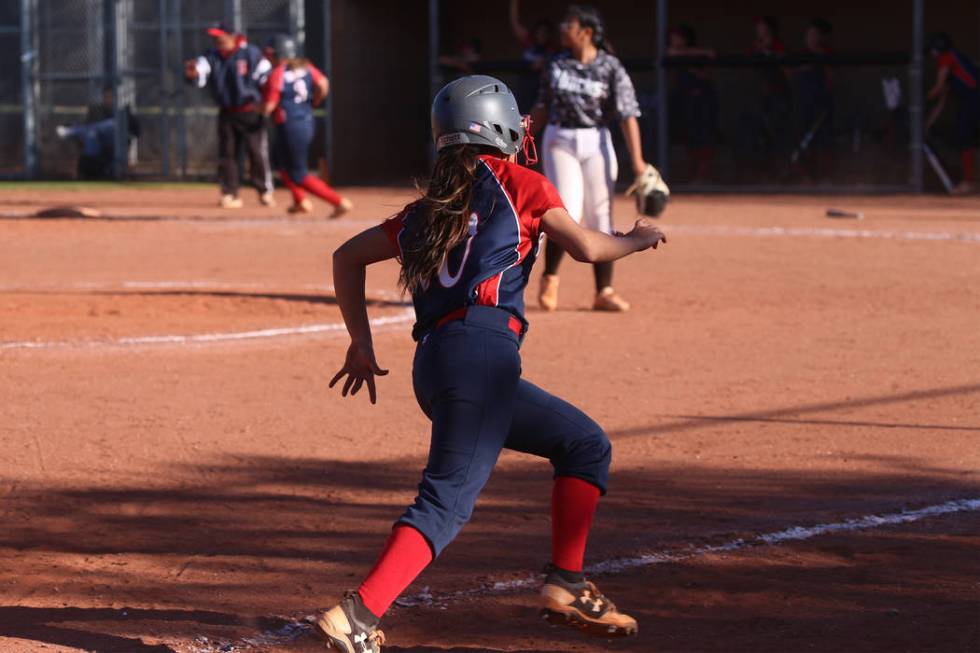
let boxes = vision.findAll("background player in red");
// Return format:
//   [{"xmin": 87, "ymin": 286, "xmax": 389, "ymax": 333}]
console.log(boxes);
[
  {"xmin": 926, "ymin": 33, "xmax": 979, "ymax": 195},
  {"xmin": 262, "ymin": 35, "xmax": 353, "ymax": 217},
  {"xmin": 313, "ymin": 75, "xmax": 666, "ymax": 652},
  {"xmin": 184, "ymin": 24, "xmax": 274, "ymax": 209}
]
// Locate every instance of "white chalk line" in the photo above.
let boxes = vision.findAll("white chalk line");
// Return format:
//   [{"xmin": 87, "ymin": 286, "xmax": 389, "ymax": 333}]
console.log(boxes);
[
  {"xmin": 189, "ymin": 496, "xmax": 980, "ymax": 652},
  {"xmin": 663, "ymin": 224, "xmax": 980, "ymax": 243},
  {"xmin": 0, "ymin": 281, "xmax": 412, "ymax": 351},
  {"xmin": 406, "ymin": 496, "xmax": 980, "ymax": 602}
]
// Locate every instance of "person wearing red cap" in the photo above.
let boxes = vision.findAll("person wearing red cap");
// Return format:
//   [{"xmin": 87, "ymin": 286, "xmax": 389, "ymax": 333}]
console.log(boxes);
[{"xmin": 184, "ymin": 25, "xmax": 274, "ymax": 208}]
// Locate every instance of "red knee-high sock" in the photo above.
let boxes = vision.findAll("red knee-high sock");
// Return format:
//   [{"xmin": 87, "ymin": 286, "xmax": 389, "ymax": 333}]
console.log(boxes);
[
  {"xmin": 301, "ymin": 174, "xmax": 343, "ymax": 207},
  {"xmin": 961, "ymin": 149, "xmax": 977, "ymax": 183},
  {"xmin": 551, "ymin": 476, "xmax": 601, "ymax": 573},
  {"xmin": 357, "ymin": 524, "xmax": 433, "ymax": 618},
  {"xmin": 279, "ymin": 171, "xmax": 305, "ymax": 204}
]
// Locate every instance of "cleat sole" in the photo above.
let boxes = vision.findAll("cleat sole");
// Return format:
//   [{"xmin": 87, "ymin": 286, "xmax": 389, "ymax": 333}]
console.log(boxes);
[{"xmin": 539, "ymin": 608, "xmax": 637, "ymax": 639}]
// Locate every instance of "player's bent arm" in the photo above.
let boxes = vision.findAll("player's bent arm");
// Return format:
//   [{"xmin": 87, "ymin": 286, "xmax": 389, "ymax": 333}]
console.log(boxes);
[
  {"xmin": 927, "ymin": 66, "xmax": 950, "ymax": 100},
  {"xmin": 313, "ymin": 78, "xmax": 329, "ymax": 107},
  {"xmin": 332, "ymin": 225, "xmax": 400, "ymax": 345},
  {"xmin": 540, "ymin": 207, "xmax": 666, "ymax": 263},
  {"xmin": 619, "ymin": 116, "xmax": 647, "ymax": 177},
  {"xmin": 183, "ymin": 56, "xmax": 210, "ymax": 87},
  {"xmin": 926, "ymin": 87, "xmax": 948, "ymax": 131},
  {"xmin": 530, "ymin": 103, "xmax": 548, "ymax": 136}
]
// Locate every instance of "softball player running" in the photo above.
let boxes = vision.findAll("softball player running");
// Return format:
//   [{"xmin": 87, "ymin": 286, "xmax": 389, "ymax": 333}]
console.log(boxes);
[
  {"xmin": 262, "ymin": 35, "xmax": 353, "ymax": 217},
  {"xmin": 533, "ymin": 5, "xmax": 653, "ymax": 312},
  {"xmin": 315, "ymin": 75, "xmax": 665, "ymax": 652}
]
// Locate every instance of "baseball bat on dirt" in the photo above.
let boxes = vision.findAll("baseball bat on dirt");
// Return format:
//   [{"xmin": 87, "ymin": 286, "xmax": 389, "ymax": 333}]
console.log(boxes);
[
  {"xmin": 923, "ymin": 143, "xmax": 954, "ymax": 194},
  {"xmin": 791, "ymin": 110, "xmax": 828, "ymax": 165},
  {"xmin": 826, "ymin": 208, "xmax": 863, "ymax": 220}
]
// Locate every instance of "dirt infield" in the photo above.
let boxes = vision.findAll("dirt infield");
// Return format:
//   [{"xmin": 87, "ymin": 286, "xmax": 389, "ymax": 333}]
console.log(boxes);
[{"xmin": 1, "ymin": 185, "xmax": 978, "ymax": 653}]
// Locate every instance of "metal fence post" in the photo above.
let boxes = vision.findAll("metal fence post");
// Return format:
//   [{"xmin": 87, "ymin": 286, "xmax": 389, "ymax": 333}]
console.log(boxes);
[
  {"xmin": 110, "ymin": 0, "xmax": 130, "ymax": 180},
  {"xmin": 159, "ymin": 0, "xmax": 170, "ymax": 177},
  {"xmin": 174, "ymin": 0, "xmax": 187, "ymax": 177},
  {"xmin": 322, "ymin": 0, "xmax": 332, "ymax": 176},
  {"xmin": 655, "ymin": 0, "xmax": 668, "ymax": 176},
  {"xmin": 289, "ymin": 0, "xmax": 306, "ymax": 52},
  {"xmin": 428, "ymin": 0, "xmax": 440, "ymax": 166},
  {"xmin": 909, "ymin": 0, "xmax": 924, "ymax": 193},
  {"xmin": 20, "ymin": 0, "xmax": 39, "ymax": 178},
  {"xmin": 226, "ymin": 0, "xmax": 242, "ymax": 32}
]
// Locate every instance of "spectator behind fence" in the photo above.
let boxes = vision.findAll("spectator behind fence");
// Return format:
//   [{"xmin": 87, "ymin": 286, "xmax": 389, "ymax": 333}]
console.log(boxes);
[
  {"xmin": 926, "ymin": 33, "xmax": 979, "ymax": 195},
  {"xmin": 738, "ymin": 16, "xmax": 792, "ymax": 182},
  {"xmin": 793, "ymin": 17, "xmax": 835, "ymax": 182},
  {"xmin": 184, "ymin": 23, "xmax": 274, "ymax": 209},
  {"xmin": 509, "ymin": 0, "xmax": 557, "ymax": 113},
  {"xmin": 55, "ymin": 85, "xmax": 140, "ymax": 180},
  {"xmin": 667, "ymin": 24, "xmax": 717, "ymax": 183}
]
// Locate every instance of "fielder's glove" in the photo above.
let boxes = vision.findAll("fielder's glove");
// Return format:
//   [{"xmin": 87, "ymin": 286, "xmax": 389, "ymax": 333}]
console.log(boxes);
[{"xmin": 626, "ymin": 163, "xmax": 670, "ymax": 218}]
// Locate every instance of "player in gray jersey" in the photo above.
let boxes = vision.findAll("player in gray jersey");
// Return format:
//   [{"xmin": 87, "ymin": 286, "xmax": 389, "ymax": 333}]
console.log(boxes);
[{"xmin": 532, "ymin": 5, "xmax": 652, "ymax": 312}]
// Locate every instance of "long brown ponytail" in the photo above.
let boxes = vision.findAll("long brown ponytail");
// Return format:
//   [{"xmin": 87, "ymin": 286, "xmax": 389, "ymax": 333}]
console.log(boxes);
[{"xmin": 399, "ymin": 145, "xmax": 486, "ymax": 294}]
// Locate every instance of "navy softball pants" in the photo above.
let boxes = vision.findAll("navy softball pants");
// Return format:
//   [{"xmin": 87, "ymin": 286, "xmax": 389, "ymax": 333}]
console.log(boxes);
[
  {"xmin": 275, "ymin": 116, "xmax": 314, "ymax": 184},
  {"xmin": 399, "ymin": 305, "xmax": 612, "ymax": 557}
]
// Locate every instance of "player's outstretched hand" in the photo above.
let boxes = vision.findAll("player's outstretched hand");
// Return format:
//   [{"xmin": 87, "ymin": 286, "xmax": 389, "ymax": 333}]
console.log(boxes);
[
  {"xmin": 329, "ymin": 341, "xmax": 389, "ymax": 404},
  {"xmin": 624, "ymin": 218, "xmax": 667, "ymax": 251},
  {"xmin": 183, "ymin": 59, "xmax": 198, "ymax": 81}
]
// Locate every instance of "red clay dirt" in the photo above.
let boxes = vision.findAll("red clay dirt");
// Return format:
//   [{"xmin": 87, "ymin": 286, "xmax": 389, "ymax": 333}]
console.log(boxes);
[{"xmin": 1, "ymin": 186, "xmax": 978, "ymax": 653}]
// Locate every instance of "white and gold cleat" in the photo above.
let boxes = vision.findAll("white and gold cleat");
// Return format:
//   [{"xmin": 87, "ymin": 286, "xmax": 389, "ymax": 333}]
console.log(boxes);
[
  {"xmin": 314, "ymin": 592, "xmax": 385, "ymax": 653},
  {"xmin": 540, "ymin": 569, "xmax": 637, "ymax": 638}
]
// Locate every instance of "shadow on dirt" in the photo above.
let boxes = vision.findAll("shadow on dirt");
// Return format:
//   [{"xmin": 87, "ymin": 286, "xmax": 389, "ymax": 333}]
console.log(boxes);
[
  {"xmin": 0, "ymin": 451, "xmax": 977, "ymax": 651},
  {"xmin": 2, "ymin": 382, "xmax": 979, "ymax": 651}
]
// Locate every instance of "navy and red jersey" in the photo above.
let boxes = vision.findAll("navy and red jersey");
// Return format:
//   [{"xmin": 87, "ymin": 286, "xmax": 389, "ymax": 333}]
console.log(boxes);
[
  {"xmin": 263, "ymin": 63, "xmax": 326, "ymax": 124},
  {"xmin": 937, "ymin": 48, "xmax": 979, "ymax": 100},
  {"xmin": 382, "ymin": 155, "xmax": 565, "ymax": 341},
  {"xmin": 193, "ymin": 36, "xmax": 270, "ymax": 110}
]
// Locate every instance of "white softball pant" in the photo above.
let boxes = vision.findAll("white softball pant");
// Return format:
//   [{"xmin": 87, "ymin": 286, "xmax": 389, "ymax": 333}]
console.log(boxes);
[{"xmin": 541, "ymin": 125, "xmax": 618, "ymax": 234}]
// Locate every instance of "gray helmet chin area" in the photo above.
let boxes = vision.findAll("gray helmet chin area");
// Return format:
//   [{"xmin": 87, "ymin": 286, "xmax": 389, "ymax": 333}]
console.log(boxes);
[{"xmin": 431, "ymin": 75, "xmax": 524, "ymax": 156}]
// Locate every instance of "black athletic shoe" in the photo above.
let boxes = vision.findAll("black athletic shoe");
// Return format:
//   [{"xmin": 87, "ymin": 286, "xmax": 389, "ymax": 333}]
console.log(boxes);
[
  {"xmin": 314, "ymin": 591, "xmax": 385, "ymax": 653},
  {"xmin": 539, "ymin": 567, "xmax": 638, "ymax": 637}
]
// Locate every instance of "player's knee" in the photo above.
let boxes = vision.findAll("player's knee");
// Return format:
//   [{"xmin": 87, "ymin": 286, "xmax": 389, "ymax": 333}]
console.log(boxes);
[
  {"xmin": 554, "ymin": 427, "xmax": 611, "ymax": 492},
  {"xmin": 287, "ymin": 169, "xmax": 305, "ymax": 185}
]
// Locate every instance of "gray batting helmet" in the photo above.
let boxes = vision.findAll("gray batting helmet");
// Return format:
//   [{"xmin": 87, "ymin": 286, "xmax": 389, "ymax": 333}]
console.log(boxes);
[
  {"xmin": 431, "ymin": 75, "xmax": 525, "ymax": 156},
  {"xmin": 266, "ymin": 34, "xmax": 297, "ymax": 59}
]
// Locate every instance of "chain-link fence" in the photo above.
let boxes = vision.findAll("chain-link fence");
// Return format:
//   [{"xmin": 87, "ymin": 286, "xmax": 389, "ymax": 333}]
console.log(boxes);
[
  {"xmin": 0, "ymin": 3, "xmax": 25, "ymax": 178},
  {"xmin": 11, "ymin": 0, "xmax": 304, "ymax": 180}
]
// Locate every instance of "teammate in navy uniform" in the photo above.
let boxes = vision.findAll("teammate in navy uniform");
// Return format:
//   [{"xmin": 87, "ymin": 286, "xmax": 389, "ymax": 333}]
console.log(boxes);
[
  {"xmin": 927, "ymin": 33, "xmax": 979, "ymax": 194},
  {"xmin": 263, "ymin": 35, "xmax": 352, "ymax": 217},
  {"xmin": 184, "ymin": 24, "xmax": 274, "ymax": 208},
  {"xmin": 312, "ymin": 76, "xmax": 666, "ymax": 652}
]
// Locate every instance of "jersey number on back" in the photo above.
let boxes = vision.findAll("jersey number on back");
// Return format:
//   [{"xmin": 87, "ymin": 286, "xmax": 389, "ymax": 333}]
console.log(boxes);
[{"xmin": 292, "ymin": 79, "xmax": 309, "ymax": 103}]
